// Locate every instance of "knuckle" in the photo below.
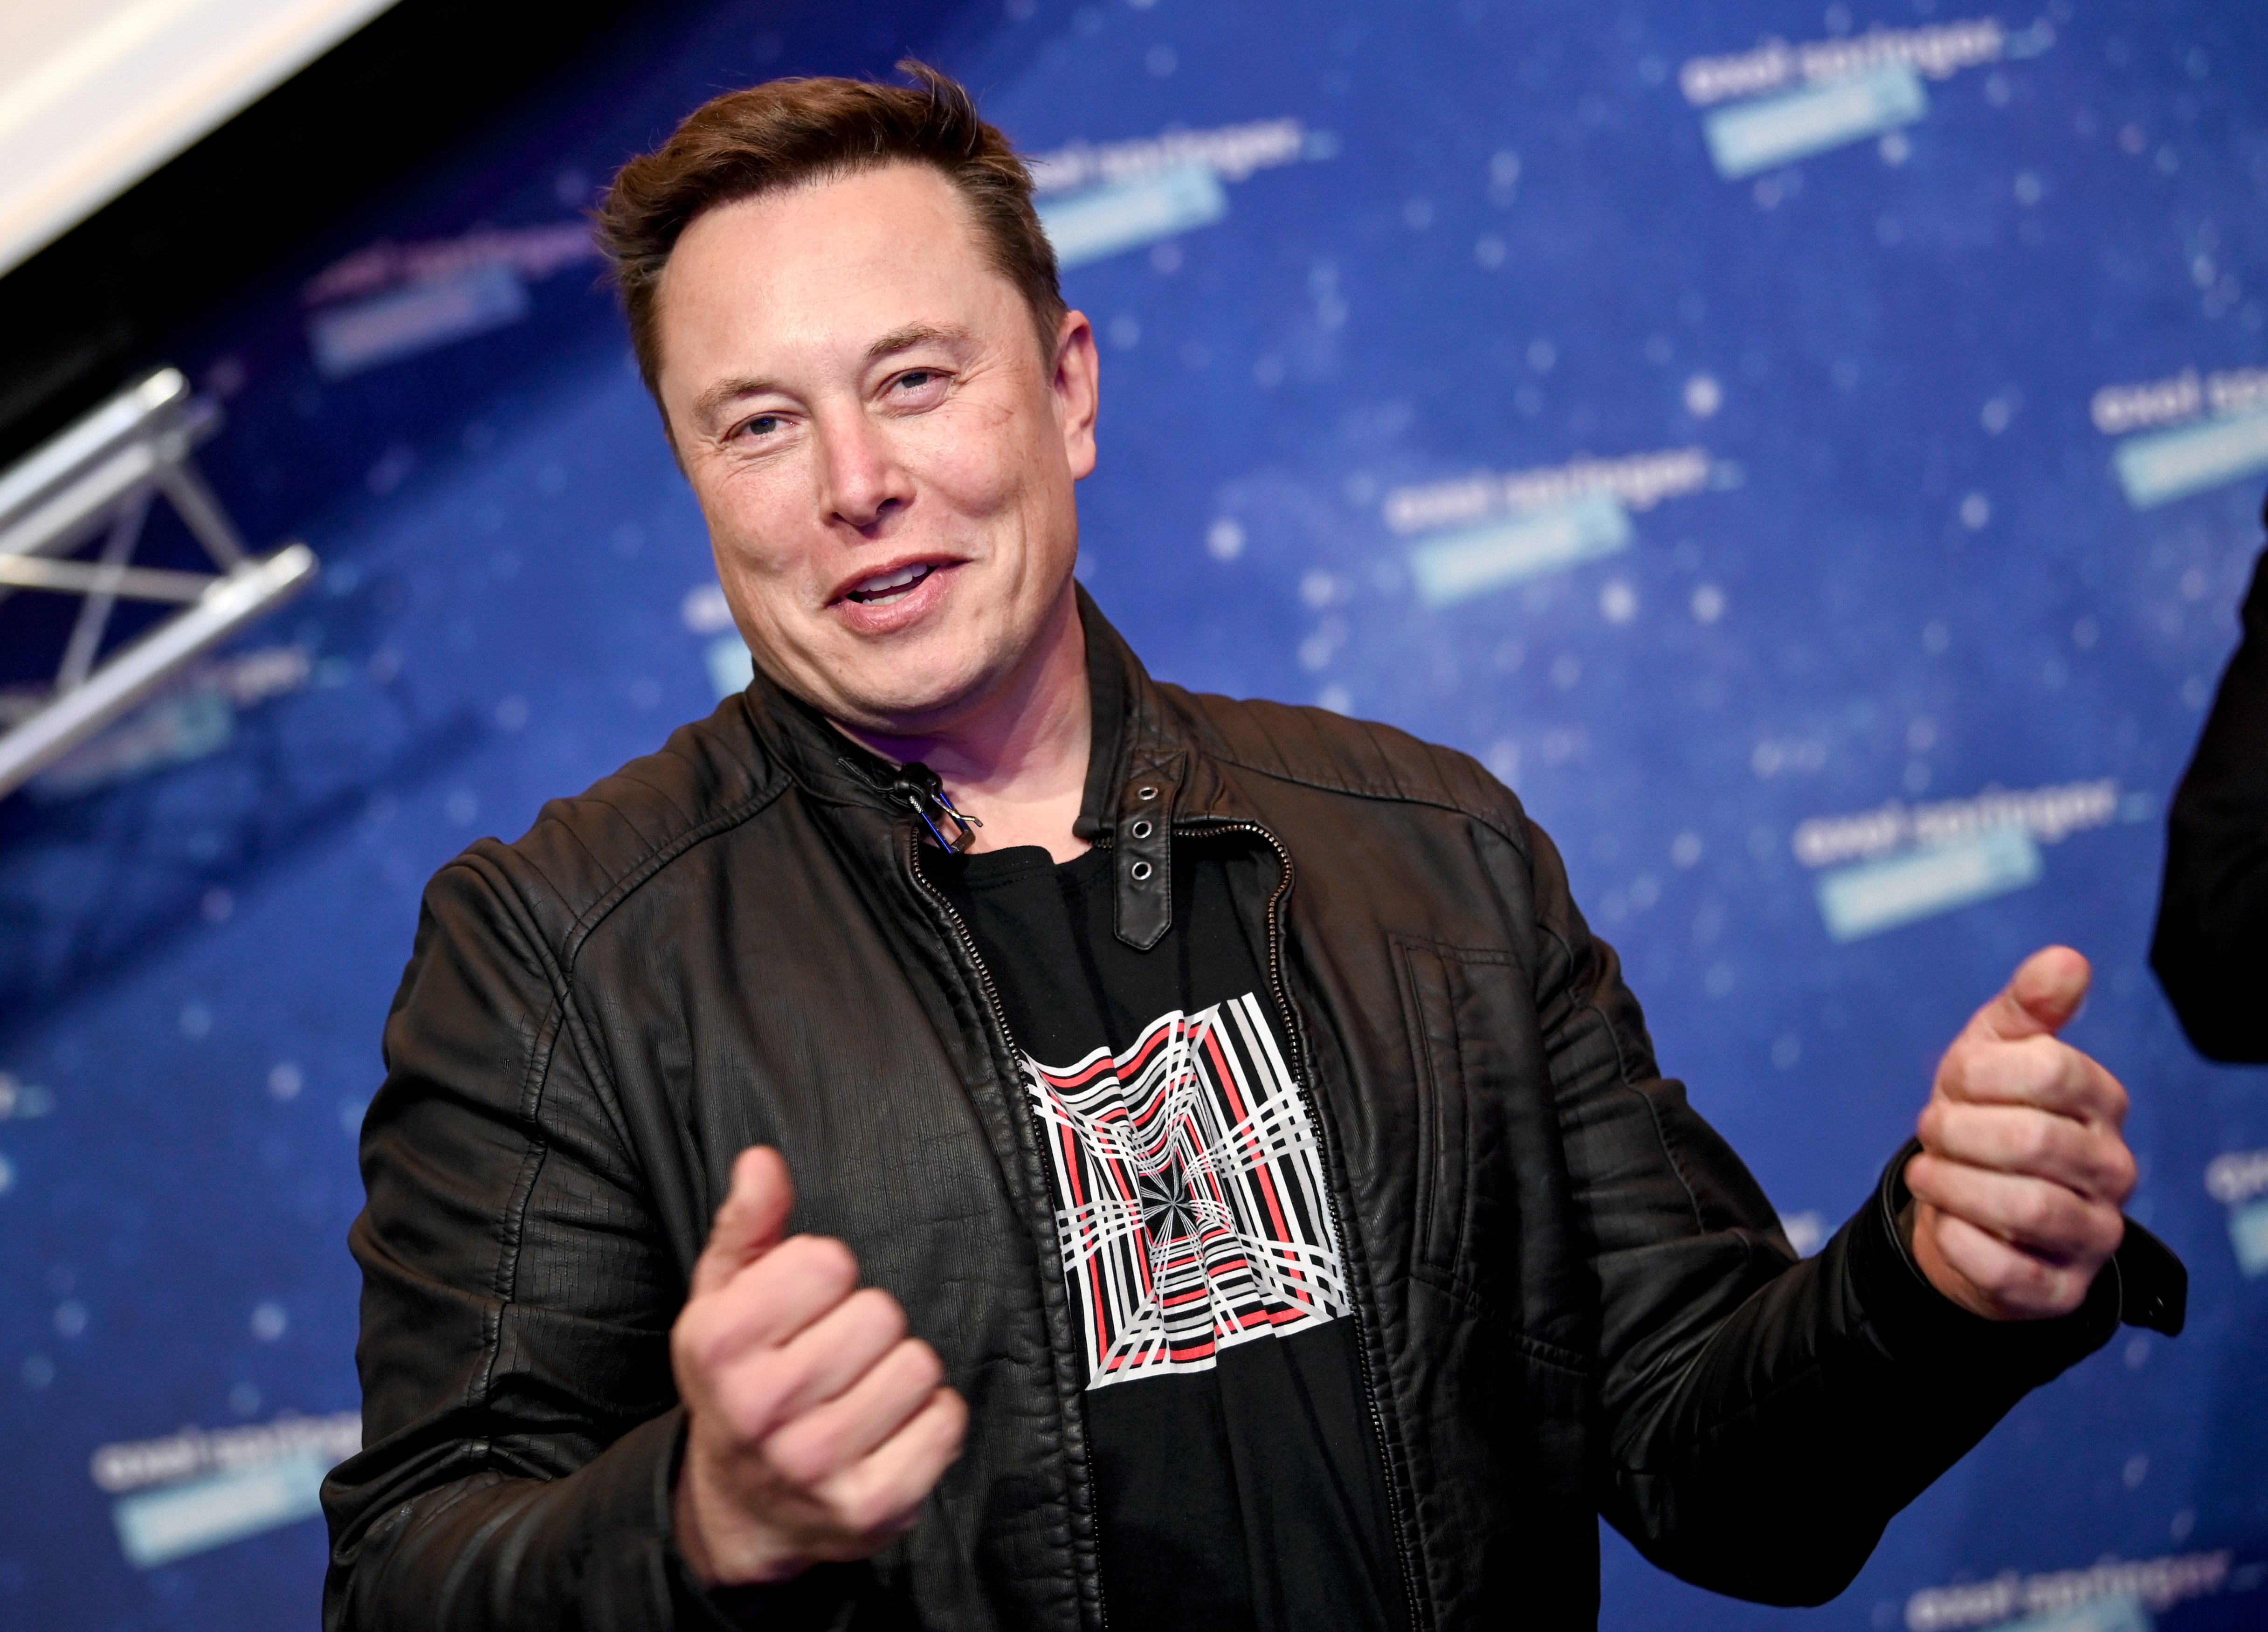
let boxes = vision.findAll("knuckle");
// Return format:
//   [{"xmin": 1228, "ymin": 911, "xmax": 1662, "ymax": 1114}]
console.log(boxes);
[
  {"xmin": 720, "ymin": 1396, "xmax": 775, "ymax": 1447},
  {"xmin": 897, "ymin": 1338, "xmax": 945, "ymax": 1391},
  {"xmin": 802, "ymin": 1235, "xmax": 861, "ymax": 1288},
  {"xmin": 835, "ymin": 1480, "xmax": 904, "ymax": 1537},
  {"xmin": 2016, "ymin": 1114, "xmax": 2058, "ymax": 1166},
  {"xmin": 673, "ymin": 1313, "xmax": 730, "ymax": 1375},
  {"xmin": 765, "ymin": 1424, "xmax": 837, "ymax": 1487},
  {"xmin": 1968, "ymin": 1255, "xmax": 2023, "ymax": 1299},
  {"xmin": 854, "ymin": 1287, "xmax": 909, "ymax": 1343},
  {"xmin": 2000, "ymin": 1043, "xmax": 2051, "ymax": 1096},
  {"xmin": 704, "ymin": 1365, "xmax": 781, "ymax": 1445},
  {"xmin": 2089, "ymin": 1206, "xmax": 2127, "ymax": 1256},
  {"xmin": 2013, "ymin": 1184, "xmax": 2059, "ymax": 1234}
]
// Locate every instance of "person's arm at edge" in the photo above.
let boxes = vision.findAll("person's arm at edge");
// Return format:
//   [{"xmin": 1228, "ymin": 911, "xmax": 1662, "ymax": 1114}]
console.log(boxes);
[{"xmin": 2153, "ymin": 517, "xmax": 2268, "ymax": 1061}]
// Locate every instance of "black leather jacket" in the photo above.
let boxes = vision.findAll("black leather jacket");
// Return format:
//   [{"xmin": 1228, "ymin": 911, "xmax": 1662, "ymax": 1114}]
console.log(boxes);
[
  {"xmin": 324, "ymin": 593, "xmax": 2177, "ymax": 1631},
  {"xmin": 2154, "ymin": 532, "xmax": 2268, "ymax": 1061}
]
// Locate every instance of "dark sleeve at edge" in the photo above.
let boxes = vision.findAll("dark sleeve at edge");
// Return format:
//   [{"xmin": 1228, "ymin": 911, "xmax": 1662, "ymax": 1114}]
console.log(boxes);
[{"xmin": 2153, "ymin": 536, "xmax": 2268, "ymax": 1060}]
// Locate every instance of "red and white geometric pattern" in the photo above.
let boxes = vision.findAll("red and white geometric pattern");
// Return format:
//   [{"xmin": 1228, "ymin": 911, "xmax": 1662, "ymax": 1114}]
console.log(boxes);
[{"xmin": 1023, "ymin": 993, "xmax": 1349, "ymax": 1389}]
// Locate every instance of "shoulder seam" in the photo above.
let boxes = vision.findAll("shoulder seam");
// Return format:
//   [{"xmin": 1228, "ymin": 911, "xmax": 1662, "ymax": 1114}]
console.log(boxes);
[
  {"xmin": 1158, "ymin": 688, "xmax": 1531, "ymax": 857},
  {"xmin": 1204, "ymin": 736, "xmax": 1532, "ymax": 858},
  {"xmin": 517, "ymin": 776, "xmax": 792, "ymax": 971}
]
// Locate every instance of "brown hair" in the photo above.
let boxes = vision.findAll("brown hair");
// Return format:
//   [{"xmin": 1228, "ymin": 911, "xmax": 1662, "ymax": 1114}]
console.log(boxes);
[{"xmin": 594, "ymin": 59, "xmax": 1064, "ymax": 405}]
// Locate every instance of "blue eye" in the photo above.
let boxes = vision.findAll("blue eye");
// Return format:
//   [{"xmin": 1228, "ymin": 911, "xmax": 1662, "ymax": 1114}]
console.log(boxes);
[{"xmin": 741, "ymin": 414, "xmax": 781, "ymax": 438}]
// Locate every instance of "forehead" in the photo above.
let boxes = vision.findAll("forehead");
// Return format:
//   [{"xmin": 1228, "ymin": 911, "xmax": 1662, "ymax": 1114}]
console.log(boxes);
[{"xmin": 655, "ymin": 163, "xmax": 1020, "ymax": 377}]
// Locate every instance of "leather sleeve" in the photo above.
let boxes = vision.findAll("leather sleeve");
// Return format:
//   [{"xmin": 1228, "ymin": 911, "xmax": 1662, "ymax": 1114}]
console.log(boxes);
[
  {"xmin": 319, "ymin": 851, "xmax": 792, "ymax": 1631},
  {"xmin": 2153, "ymin": 537, "xmax": 2268, "ymax": 1061},
  {"xmin": 1526, "ymin": 819, "xmax": 2121, "ymax": 1607}
]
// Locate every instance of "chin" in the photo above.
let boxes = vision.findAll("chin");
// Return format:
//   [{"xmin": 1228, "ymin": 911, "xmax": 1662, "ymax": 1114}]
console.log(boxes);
[{"xmin": 822, "ymin": 657, "xmax": 1002, "ymax": 735}]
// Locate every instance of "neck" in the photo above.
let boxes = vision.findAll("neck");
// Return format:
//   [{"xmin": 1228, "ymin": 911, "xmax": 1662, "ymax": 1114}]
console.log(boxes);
[{"xmin": 840, "ymin": 586, "xmax": 1092, "ymax": 862}]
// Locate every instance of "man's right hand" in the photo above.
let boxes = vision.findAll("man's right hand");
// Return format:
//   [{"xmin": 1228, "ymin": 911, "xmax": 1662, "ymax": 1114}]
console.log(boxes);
[{"xmin": 670, "ymin": 1146, "xmax": 968, "ymax": 1587}]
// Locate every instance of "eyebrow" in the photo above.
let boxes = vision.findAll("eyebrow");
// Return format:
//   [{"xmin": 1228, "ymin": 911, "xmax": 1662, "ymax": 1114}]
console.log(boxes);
[
  {"xmin": 690, "ymin": 324, "xmax": 975, "ymax": 428},
  {"xmin": 692, "ymin": 376, "xmax": 776, "ymax": 427},
  {"xmin": 866, "ymin": 322, "xmax": 971, "ymax": 361}
]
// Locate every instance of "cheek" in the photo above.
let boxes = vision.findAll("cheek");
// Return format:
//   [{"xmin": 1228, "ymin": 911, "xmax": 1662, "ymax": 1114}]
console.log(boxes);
[
  {"xmin": 704, "ymin": 469, "xmax": 819, "ymax": 585},
  {"xmin": 903, "ymin": 400, "xmax": 1038, "ymax": 516}
]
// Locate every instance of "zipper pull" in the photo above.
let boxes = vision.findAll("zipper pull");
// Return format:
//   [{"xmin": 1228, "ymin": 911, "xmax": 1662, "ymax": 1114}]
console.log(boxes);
[
  {"xmin": 925, "ymin": 776, "xmax": 986, "ymax": 851},
  {"xmin": 839, "ymin": 755, "xmax": 984, "ymax": 853}
]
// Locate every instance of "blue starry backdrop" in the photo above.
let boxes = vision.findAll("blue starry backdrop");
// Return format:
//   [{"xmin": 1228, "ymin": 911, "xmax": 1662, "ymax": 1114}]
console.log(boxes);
[{"xmin": 3, "ymin": 1, "xmax": 2266, "ymax": 1627}]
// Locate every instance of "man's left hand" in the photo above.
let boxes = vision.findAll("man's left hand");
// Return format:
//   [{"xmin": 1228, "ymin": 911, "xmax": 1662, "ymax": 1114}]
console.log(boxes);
[{"xmin": 1906, "ymin": 946, "xmax": 2137, "ymax": 1322}]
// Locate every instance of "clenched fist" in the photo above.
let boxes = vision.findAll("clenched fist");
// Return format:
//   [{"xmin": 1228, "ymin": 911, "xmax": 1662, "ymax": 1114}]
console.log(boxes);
[
  {"xmin": 1908, "ymin": 946, "xmax": 2137, "ymax": 1322},
  {"xmin": 671, "ymin": 1147, "xmax": 968, "ymax": 1586}
]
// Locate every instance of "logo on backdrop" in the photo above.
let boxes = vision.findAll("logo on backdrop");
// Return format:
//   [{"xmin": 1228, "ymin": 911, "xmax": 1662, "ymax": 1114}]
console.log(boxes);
[
  {"xmin": 2088, "ymin": 364, "xmax": 2268, "ymax": 510},
  {"xmin": 1382, "ymin": 448, "xmax": 1725, "ymax": 609},
  {"xmin": 90, "ymin": 1411, "xmax": 362, "ymax": 1570},
  {"xmin": 1027, "ymin": 117, "xmax": 1335, "ymax": 269},
  {"xmin": 1678, "ymin": 15, "xmax": 2051, "ymax": 183},
  {"xmin": 302, "ymin": 220, "xmax": 600, "ymax": 379},
  {"xmin": 683, "ymin": 582, "xmax": 756, "ymax": 700},
  {"xmin": 2206, "ymin": 1148, "xmax": 2268, "ymax": 1278},
  {"xmin": 1790, "ymin": 779, "xmax": 2130, "ymax": 942},
  {"xmin": 1902, "ymin": 1549, "xmax": 2236, "ymax": 1631}
]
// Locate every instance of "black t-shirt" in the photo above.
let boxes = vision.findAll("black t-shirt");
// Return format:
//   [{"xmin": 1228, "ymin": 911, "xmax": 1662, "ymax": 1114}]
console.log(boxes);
[{"xmin": 932, "ymin": 840, "xmax": 1405, "ymax": 1632}]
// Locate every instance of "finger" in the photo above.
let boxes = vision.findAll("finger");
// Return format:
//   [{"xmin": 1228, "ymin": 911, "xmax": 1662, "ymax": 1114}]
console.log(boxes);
[
  {"xmin": 676, "ymin": 1234, "xmax": 862, "ymax": 1403},
  {"xmin": 707, "ymin": 1287, "xmax": 909, "ymax": 1440},
  {"xmin": 1925, "ymin": 1210, "xmax": 2097, "ymax": 1320},
  {"xmin": 808, "ymin": 1388, "xmax": 969, "ymax": 1550},
  {"xmin": 692, "ymin": 1147, "xmax": 795, "ymax": 1299},
  {"xmin": 1916, "ymin": 1102, "xmax": 2138, "ymax": 1204},
  {"xmin": 1934, "ymin": 1036, "xmax": 2130, "ymax": 1128},
  {"xmin": 1962, "ymin": 945, "xmax": 2091, "ymax": 1047},
  {"xmin": 1906, "ymin": 1153, "xmax": 2126, "ymax": 1263},
  {"xmin": 764, "ymin": 1338, "xmax": 948, "ymax": 1487}
]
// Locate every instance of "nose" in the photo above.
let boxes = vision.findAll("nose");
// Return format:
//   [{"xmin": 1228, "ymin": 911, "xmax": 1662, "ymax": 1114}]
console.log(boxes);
[{"xmin": 813, "ymin": 402, "xmax": 912, "ymax": 536}]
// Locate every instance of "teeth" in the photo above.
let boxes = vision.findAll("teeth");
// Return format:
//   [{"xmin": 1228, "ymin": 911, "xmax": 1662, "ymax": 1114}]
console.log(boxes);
[{"xmin": 849, "ymin": 562, "xmax": 933, "ymax": 602}]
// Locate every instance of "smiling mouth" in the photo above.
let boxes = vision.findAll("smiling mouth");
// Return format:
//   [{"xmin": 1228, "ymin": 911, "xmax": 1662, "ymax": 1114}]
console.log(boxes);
[{"xmin": 845, "ymin": 563, "xmax": 938, "ymax": 605}]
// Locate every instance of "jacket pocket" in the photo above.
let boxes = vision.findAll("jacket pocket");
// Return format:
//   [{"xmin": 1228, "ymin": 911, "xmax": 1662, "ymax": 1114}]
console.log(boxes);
[{"xmin": 1393, "ymin": 936, "xmax": 1533, "ymax": 1288}]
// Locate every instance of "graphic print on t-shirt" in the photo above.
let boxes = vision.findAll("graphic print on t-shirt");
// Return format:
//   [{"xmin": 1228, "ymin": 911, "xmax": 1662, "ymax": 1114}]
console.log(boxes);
[{"xmin": 1024, "ymin": 992, "xmax": 1349, "ymax": 1389}]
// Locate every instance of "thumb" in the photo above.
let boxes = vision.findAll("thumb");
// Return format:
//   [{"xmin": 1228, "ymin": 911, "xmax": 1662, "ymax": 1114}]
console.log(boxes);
[
  {"xmin": 691, "ymin": 1145, "xmax": 794, "ymax": 1298},
  {"xmin": 1966, "ymin": 945, "xmax": 2091, "ymax": 1044}
]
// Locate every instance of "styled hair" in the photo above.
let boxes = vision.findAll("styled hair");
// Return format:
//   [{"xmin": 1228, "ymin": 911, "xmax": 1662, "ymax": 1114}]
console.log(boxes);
[{"xmin": 594, "ymin": 59, "xmax": 1065, "ymax": 404}]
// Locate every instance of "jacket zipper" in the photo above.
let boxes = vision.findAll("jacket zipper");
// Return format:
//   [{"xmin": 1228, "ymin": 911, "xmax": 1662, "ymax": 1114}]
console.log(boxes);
[
  {"xmin": 904, "ymin": 824, "xmax": 1114, "ymax": 1632},
  {"xmin": 908, "ymin": 815, "xmax": 1423, "ymax": 1632},
  {"xmin": 1184, "ymin": 815, "xmax": 1427, "ymax": 1632}
]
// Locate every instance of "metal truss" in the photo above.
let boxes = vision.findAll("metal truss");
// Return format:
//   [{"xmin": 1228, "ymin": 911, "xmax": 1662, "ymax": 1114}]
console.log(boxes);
[{"xmin": 0, "ymin": 369, "xmax": 317, "ymax": 799}]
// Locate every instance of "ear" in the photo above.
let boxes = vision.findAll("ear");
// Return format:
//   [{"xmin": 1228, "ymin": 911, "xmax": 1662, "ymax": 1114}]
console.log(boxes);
[{"xmin": 1049, "ymin": 309, "xmax": 1100, "ymax": 480}]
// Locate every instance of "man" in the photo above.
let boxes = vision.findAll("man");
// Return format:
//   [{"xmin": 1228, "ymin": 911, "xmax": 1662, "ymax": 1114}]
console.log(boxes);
[
  {"xmin": 2154, "ymin": 491, "xmax": 2268, "ymax": 1061},
  {"xmin": 324, "ymin": 64, "xmax": 2183, "ymax": 1631}
]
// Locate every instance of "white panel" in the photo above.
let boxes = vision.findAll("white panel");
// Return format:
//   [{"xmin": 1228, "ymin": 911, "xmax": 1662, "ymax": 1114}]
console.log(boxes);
[{"xmin": 0, "ymin": 0, "xmax": 400, "ymax": 276}]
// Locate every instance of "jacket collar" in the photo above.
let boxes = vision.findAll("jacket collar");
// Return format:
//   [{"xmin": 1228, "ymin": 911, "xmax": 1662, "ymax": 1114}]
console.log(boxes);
[{"xmin": 731, "ymin": 586, "xmax": 1227, "ymax": 950}]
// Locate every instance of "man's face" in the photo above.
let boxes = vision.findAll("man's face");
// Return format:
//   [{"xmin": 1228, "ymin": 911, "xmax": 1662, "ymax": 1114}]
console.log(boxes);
[{"xmin": 653, "ymin": 163, "xmax": 1098, "ymax": 737}]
